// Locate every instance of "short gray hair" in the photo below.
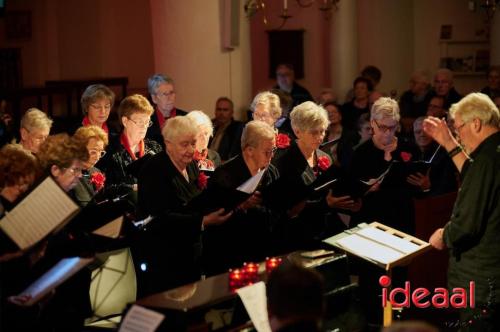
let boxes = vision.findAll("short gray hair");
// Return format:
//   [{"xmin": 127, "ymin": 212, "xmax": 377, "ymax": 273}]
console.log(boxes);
[
  {"xmin": 21, "ymin": 108, "xmax": 53, "ymax": 132},
  {"xmin": 449, "ymin": 92, "xmax": 500, "ymax": 127},
  {"xmin": 241, "ymin": 120, "xmax": 275, "ymax": 149},
  {"xmin": 290, "ymin": 101, "xmax": 329, "ymax": 132},
  {"xmin": 186, "ymin": 110, "xmax": 214, "ymax": 137},
  {"xmin": 162, "ymin": 116, "xmax": 198, "ymax": 142},
  {"xmin": 435, "ymin": 68, "xmax": 454, "ymax": 83},
  {"xmin": 250, "ymin": 91, "xmax": 282, "ymax": 120},
  {"xmin": 370, "ymin": 97, "xmax": 400, "ymax": 122},
  {"xmin": 148, "ymin": 74, "xmax": 175, "ymax": 96}
]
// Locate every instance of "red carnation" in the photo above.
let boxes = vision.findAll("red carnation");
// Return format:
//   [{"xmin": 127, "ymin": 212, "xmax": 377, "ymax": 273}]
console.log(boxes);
[
  {"xmin": 400, "ymin": 151, "xmax": 412, "ymax": 162},
  {"xmin": 90, "ymin": 172, "xmax": 106, "ymax": 191},
  {"xmin": 317, "ymin": 156, "xmax": 331, "ymax": 171},
  {"xmin": 197, "ymin": 172, "xmax": 208, "ymax": 190},
  {"xmin": 276, "ymin": 133, "xmax": 291, "ymax": 149}
]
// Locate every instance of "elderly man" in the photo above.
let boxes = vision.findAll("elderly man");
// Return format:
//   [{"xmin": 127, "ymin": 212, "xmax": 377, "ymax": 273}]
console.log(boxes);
[
  {"xmin": 209, "ymin": 96, "xmax": 244, "ymax": 161},
  {"xmin": 275, "ymin": 63, "xmax": 313, "ymax": 108},
  {"xmin": 146, "ymin": 73, "xmax": 187, "ymax": 147},
  {"xmin": 399, "ymin": 70, "xmax": 432, "ymax": 134},
  {"xmin": 203, "ymin": 120, "xmax": 279, "ymax": 275},
  {"xmin": 425, "ymin": 92, "xmax": 500, "ymax": 330},
  {"xmin": 431, "ymin": 68, "xmax": 462, "ymax": 109}
]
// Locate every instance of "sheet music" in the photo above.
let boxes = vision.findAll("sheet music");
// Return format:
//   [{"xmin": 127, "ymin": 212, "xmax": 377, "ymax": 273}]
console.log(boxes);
[
  {"xmin": 237, "ymin": 168, "xmax": 266, "ymax": 194},
  {"xmin": 119, "ymin": 305, "xmax": 165, "ymax": 332},
  {"xmin": 92, "ymin": 216, "xmax": 123, "ymax": 239},
  {"xmin": 333, "ymin": 233, "xmax": 403, "ymax": 265},
  {"xmin": 356, "ymin": 227, "xmax": 420, "ymax": 254},
  {"xmin": 19, "ymin": 257, "xmax": 94, "ymax": 306},
  {"xmin": 236, "ymin": 282, "xmax": 272, "ymax": 332},
  {"xmin": 360, "ymin": 164, "xmax": 392, "ymax": 186},
  {"xmin": 314, "ymin": 178, "xmax": 338, "ymax": 191},
  {"xmin": 0, "ymin": 177, "xmax": 80, "ymax": 249}
]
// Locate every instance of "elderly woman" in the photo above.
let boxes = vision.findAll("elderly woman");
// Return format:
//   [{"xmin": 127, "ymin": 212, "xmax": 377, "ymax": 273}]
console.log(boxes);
[
  {"xmin": 186, "ymin": 110, "xmax": 221, "ymax": 171},
  {"xmin": 0, "ymin": 145, "xmax": 41, "ymax": 332},
  {"xmin": 72, "ymin": 125, "xmax": 109, "ymax": 206},
  {"xmin": 19, "ymin": 108, "xmax": 52, "ymax": 154},
  {"xmin": 204, "ymin": 120, "xmax": 280, "ymax": 274},
  {"xmin": 35, "ymin": 133, "xmax": 93, "ymax": 331},
  {"xmin": 80, "ymin": 84, "xmax": 117, "ymax": 138},
  {"xmin": 135, "ymin": 116, "xmax": 231, "ymax": 297},
  {"xmin": 101, "ymin": 94, "xmax": 162, "ymax": 202},
  {"xmin": 273, "ymin": 101, "xmax": 359, "ymax": 251}
]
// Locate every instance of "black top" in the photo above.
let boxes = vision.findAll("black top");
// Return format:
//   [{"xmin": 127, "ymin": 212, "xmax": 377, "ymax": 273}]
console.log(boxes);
[
  {"xmin": 135, "ymin": 151, "xmax": 204, "ymax": 297},
  {"xmin": 399, "ymin": 89, "xmax": 433, "ymax": 119},
  {"xmin": 429, "ymin": 88, "xmax": 462, "ymax": 110},
  {"xmin": 275, "ymin": 82, "xmax": 314, "ymax": 108},
  {"xmin": 341, "ymin": 101, "xmax": 370, "ymax": 131},
  {"xmin": 203, "ymin": 154, "xmax": 280, "ymax": 275},
  {"xmin": 444, "ymin": 131, "xmax": 500, "ymax": 304},
  {"xmin": 209, "ymin": 119, "xmax": 244, "ymax": 161},
  {"xmin": 146, "ymin": 108, "xmax": 187, "ymax": 149}
]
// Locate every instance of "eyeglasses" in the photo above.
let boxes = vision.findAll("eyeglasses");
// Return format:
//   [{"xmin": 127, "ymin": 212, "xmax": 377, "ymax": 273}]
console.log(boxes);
[
  {"xmin": 64, "ymin": 166, "xmax": 83, "ymax": 176},
  {"xmin": 155, "ymin": 90, "xmax": 175, "ymax": 98},
  {"xmin": 253, "ymin": 112, "xmax": 273, "ymax": 121},
  {"xmin": 263, "ymin": 147, "xmax": 278, "ymax": 157},
  {"xmin": 453, "ymin": 122, "xmax": 468, "ymax": 136},
  {"xmin": 373, "ymin": 120, "xmax": 398, "ymax": 133},
  {"xmin": 128, "ymin": 118, "xmax": 153, "ymax": 128},
  {"xmin": 89, "ymin": 149, "xmax": 106, "ymax": 158},
  {"xmin": 90, "ymin": 104, "xmax": 112, "ymax": 111}
]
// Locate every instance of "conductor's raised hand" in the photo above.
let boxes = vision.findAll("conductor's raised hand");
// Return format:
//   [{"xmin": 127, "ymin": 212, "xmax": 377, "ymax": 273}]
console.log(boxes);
[{"xmin": 422, "ymin": 116, "xmax": 457, "ymax": 149}]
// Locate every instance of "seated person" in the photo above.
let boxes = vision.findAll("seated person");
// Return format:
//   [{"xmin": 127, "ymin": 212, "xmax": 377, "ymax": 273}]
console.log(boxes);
[
  {"xmin": 406, "ymin": 117, "xmax": 458, "ymax": 197},
  {"xmin": 135, "ymin": 116, "xmax": 231, "ymax": 297},
  {"xmin": 100, "ymin": 94, "xmax": 162, "ymax": 204},
  {"xmin": 274, "ymin": 63, "xmax": 313, "ymax": 108},
  {"xmin": 399, "ymin": 70, "xmax": 432, "ymax": 135},
  {"xmin": 267, "ymin": 262, "xmax": 325, "ymax": 332},
  {"xmin": 481, "ymin": 66, "xmax": 500, "ymax": 100},
  {"xmin": 19, "ymin": 108, "xmax": 52, "ymax": 155},
  {"xmin": 186, "ymin": 110, "xmax": 221, "ymax": 171},
  {"xmin": 341, "ymin": 77, "xmax": 372, "ymax": 131},
  {"xmin": 203, "ymin": 120, "xmax": 279, "ymax": 274},
  {"xmin": 209, "ymin": 96, "xmax": 244, "ymax": 161},
  {"xmin": 430, "ymin": 68, "xmax": 462, "ymax": 109},
  {"xmin": 426, "ymin": 95, "xmax": 447, "ymax": 119}
]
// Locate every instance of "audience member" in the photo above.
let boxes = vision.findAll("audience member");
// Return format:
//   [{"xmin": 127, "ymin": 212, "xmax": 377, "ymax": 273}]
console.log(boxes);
[
  {"xmin": 426, "ymin": 95, "xmax": 447, "ymax": 118},
  {"xmin": 481, "ymin": 65, "xmax": 500, "ymax": 100},
  {"xmin": 266, "ymin": 261, "xmax": 325, "ymax": 332},
  {"xmin": 19, "ymin": 108, "xmax": 52, "ymax": 154},
  {"xmin": 341, "ymin": 77, "xmax": 372, "ymax": 131},
  {"xmin": 209, "ymin": 96, "xmax": 244, "ymax": 161},
  {"xmin": 275, "ymin": 63, "xmax": 313, "ymax": 108},
  {"xmin": 146, "ymin": 74, "xmax": 187, "ymax": 147},
  {"xmin": 399, "ymin": 70, "xmax": 432, "ymax": 134},
  {"xmin": 431, "ymin": 68, "xmax": 462, "ymax": 109}
]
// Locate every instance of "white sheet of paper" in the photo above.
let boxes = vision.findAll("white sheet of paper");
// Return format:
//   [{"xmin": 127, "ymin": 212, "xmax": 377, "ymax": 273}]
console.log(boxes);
[
  {"xmin": 119, "ymin": 305, "xmax": 165, "ymax": 332},
  {"xmin": 356, "ymin": 227, "xmax": 420, "ymax": 254},
  {"xmin": 237, "ymin": 168, "xmax": 266, "ymax": 194},
  {"xmin": 360, "ymin": 164, "xmax": 392, "ymax": 186},
  {"xmin": 20, "ymin": 256, "xmax": 94, "ymax": 306},
  {"xmin": 236, "ymin": 282, "xmax": 271, "ymax": 332},
  {"xmin": 0, "ymin": 177, "xmax": 80, "ymax": 249},
  {"xmin": 334, "ymin": 234, "xmax": 403, "ymax": 265}
]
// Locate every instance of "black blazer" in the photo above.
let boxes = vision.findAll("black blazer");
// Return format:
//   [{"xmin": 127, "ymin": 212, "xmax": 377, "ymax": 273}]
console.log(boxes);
[
  {"xmin": 146, "ymin": 108, "xmax": 187, "ymax": 148},
  {"xmin": 135, "ymin": 152, "xmax": 204, "ymax": 296},
  {"xmin": 210, "ymin": 119, "xmax": 244, "ymax": 161}
]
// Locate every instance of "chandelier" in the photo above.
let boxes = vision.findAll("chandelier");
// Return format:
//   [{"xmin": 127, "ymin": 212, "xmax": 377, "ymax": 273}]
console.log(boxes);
[{"xmin": 244, "ymin": 0, "xmax": 340, "ymax": 29}]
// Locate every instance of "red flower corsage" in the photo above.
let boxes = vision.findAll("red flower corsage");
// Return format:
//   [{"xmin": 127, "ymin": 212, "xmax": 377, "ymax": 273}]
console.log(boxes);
[
  {"xmin": 197, "ymin": 172, "xmax": 208, "ymax": 190},
  {"xmin": 276, "ymin": 133, "xmax": 291, "ymax": 149},
  {"xmin": 400, "ymin": 152, "xmax": 412, "ymax": 162},
  {"xmin": 90, "ymin": 172, "xmax": 106, "ymax": 191},
  {"xmin": 317, "ymin": 156, "xmax": 331, "ymax": 171}
]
